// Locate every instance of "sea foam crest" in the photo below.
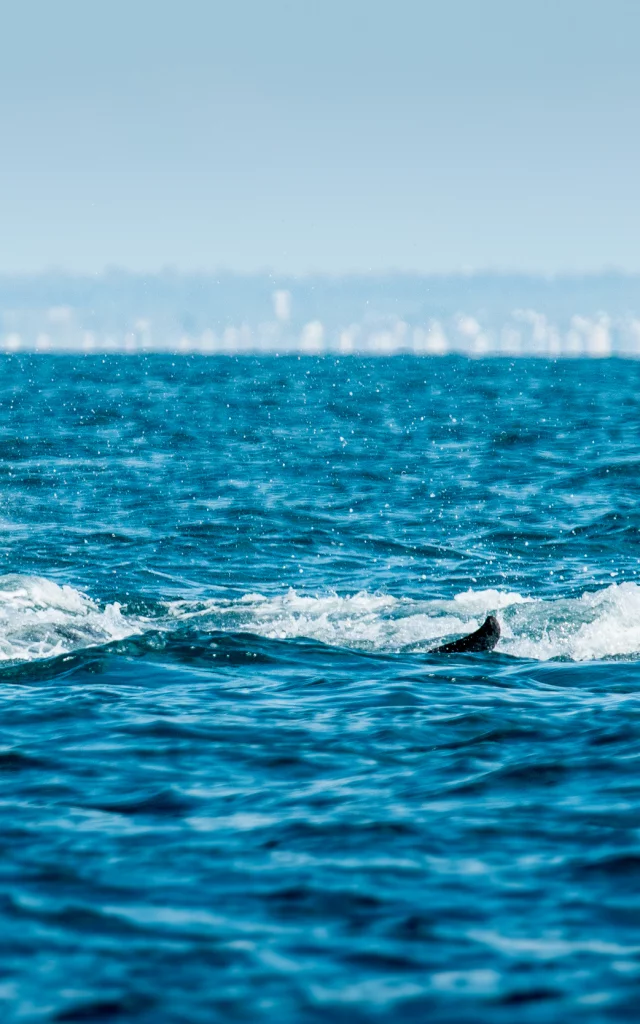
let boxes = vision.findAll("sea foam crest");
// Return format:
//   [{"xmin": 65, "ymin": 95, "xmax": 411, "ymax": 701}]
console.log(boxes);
[
  {"xmin": 2, "ymin": 575, "xmax": 640, "ymax": 664},
  {"xmin": 0, "ymin": 574, "xmax": 141, "ymax": 663},
  {"xmin": 167, "ymin": 582, "xmax": 640, "ymax": 662}
]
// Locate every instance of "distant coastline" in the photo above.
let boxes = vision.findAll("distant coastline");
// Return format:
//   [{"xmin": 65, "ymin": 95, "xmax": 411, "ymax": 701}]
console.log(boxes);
[{"xmin": 1, "ymin": 270, "xmax": 639, "ymax": 356}]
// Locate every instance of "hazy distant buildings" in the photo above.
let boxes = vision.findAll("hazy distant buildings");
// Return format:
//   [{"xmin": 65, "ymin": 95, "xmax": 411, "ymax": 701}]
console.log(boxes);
[{"xmin": 1, "ymin": 272, "xmax": 640, "ymax": 357}]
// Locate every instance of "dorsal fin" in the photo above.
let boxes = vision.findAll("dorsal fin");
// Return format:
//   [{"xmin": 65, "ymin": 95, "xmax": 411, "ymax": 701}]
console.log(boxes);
[{"xmin": 429, "ymin": 615, "xmax": 500, "ymax": 654}]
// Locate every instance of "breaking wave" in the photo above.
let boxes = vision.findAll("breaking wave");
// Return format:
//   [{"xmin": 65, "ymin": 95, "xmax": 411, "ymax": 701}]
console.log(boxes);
[
  {"xmin": 0, "ymin": 575, "xmax": 143, "ymax": 663},
  {"xmin": 2, "ymin": 574, "xmax": 640, "ymax": 666}
]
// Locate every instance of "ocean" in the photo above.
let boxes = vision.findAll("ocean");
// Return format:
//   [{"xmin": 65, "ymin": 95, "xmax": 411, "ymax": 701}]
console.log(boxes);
[{"xmin": 1, "ymin": 354, "xmax": 639, "ymax": 1022}]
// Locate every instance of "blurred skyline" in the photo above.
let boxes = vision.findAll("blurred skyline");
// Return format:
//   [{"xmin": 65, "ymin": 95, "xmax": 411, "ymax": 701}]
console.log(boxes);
[
  {"xmin": 2, "ymin": 269, "xmax": 640, "ymax": 356},
  {"xmin": 2, "ymin": 0, "xmax": 639, "ymax": 275}
]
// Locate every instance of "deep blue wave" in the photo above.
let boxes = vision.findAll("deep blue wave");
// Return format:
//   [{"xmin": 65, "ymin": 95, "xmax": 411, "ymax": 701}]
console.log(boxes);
[{"xmin": 1, "ymin": 356, "xmax": 639, "ymax": 1022}]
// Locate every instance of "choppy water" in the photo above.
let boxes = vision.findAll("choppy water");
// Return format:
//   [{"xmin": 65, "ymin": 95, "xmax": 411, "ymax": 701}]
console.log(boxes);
[{"xmin": 1, "ymin": 355, "xmax": 640, "ymax": 1022}]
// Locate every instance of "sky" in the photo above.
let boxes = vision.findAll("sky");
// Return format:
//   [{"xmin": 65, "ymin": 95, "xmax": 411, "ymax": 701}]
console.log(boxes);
[{"xmin": 1, "ymin": 0, "xmax": 639, "ymax": 275}]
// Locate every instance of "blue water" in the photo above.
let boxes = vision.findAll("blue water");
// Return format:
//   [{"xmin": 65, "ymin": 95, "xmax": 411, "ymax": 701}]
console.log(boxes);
[{"xmin": 1, "ymin": 355, "xmax": 640, "ymax": 1022}]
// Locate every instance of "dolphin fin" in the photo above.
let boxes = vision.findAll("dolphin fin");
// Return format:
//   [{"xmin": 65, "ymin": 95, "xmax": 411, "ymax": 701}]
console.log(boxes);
[{"xmin": 429, "ymin": 614, "xmax": 500, "ymax": 654}]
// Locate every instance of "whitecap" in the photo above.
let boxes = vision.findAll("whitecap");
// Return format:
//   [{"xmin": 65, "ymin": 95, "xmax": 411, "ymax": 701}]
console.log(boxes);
[{"xmin": 3, "ymin": 575, "xmax": 640, "ymax": 664}]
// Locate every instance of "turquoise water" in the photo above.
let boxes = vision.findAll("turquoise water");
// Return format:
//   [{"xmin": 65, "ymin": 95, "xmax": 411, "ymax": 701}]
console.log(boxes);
[{"xmin": 1, "ymin": 356, "xmax": 639, "ymax": 1022}]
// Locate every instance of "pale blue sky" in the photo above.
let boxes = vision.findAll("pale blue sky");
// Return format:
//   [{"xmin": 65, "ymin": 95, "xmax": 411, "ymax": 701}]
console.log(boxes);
[{"xmin": 2, "ymin": 0, "xmax": 639, "ymax": 274}]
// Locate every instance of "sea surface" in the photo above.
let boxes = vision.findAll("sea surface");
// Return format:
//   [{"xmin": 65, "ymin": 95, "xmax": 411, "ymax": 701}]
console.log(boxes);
[{"xmin": 1, "ymin": 355, "xmax": 639, "ymax": 1023}]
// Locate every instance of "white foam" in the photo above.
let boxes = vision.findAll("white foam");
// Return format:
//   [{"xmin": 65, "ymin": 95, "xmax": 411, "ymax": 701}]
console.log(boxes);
[
  {"xmin": 165, "ymin": 582, "xmax": 640, "ymax": 662},
  {"xmin": 500, "ymin": 582, "xmax": 640, "ymax": 661},
  {"xmin": 2, "ymin": 575, "xmax": 640, "ymax": 665},
  {"xmin": 0, "ymin": 574, "xmax": 143, "ymax": 663}
]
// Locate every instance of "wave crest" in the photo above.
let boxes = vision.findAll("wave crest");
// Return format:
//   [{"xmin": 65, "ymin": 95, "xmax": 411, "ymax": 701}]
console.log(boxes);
[
  {"xmin": 1, "ymin": 575, "xmax": 640, "ymax": 665},
  {"xmin": 166, "ymin": 583, "xmax": 640, "ymax": 663},
  {"xmin": 0, "ymin": 574, "xmax": 142, "ymax": 663}
]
